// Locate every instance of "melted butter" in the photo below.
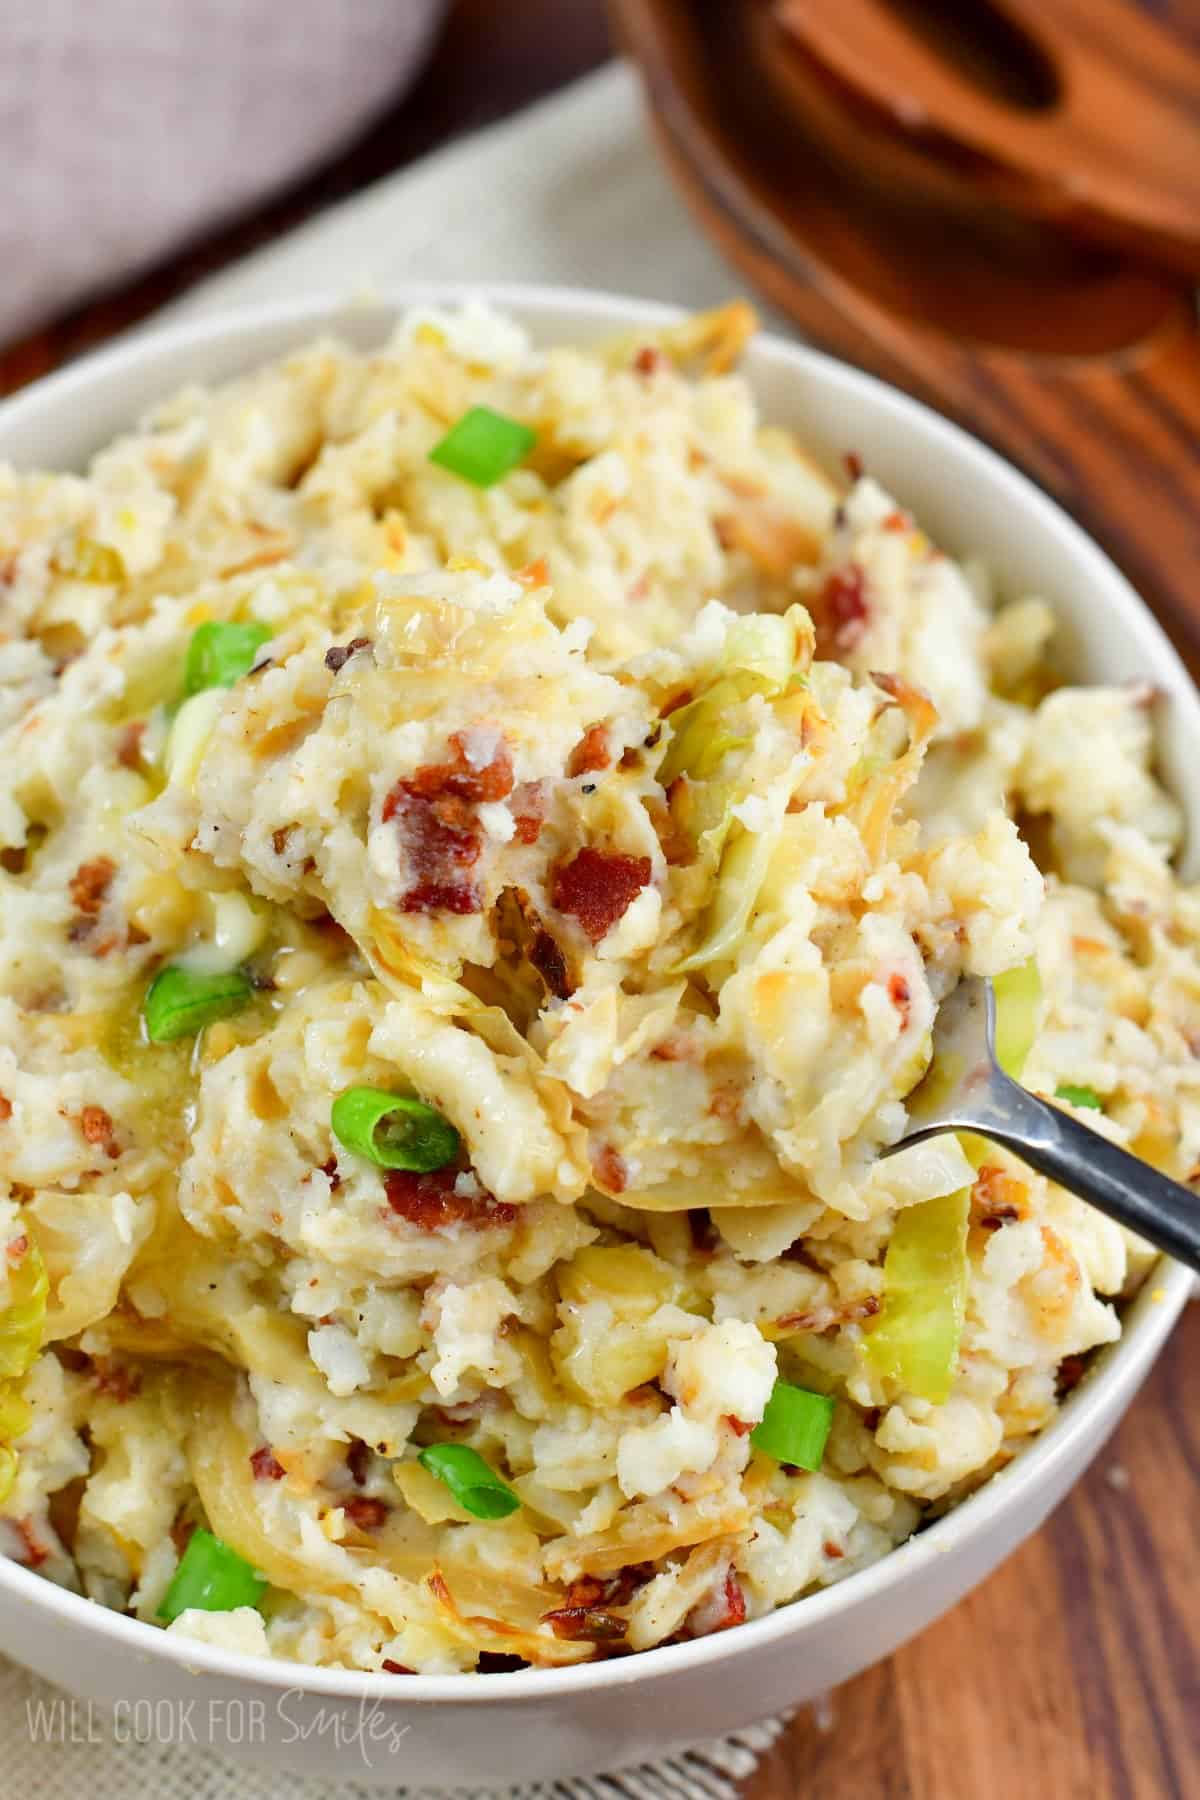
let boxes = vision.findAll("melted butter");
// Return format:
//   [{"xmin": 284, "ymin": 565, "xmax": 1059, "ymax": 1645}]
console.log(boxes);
[{"xmin": 101, "ymin": 997, "xmax": 196, "ymax": 1162}]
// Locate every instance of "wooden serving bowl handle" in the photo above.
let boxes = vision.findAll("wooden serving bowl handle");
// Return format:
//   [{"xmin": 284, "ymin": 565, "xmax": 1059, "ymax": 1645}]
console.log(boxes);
[{"xmin": 773, "ymin": 0, "xmax": 1200, "ymax": 275}]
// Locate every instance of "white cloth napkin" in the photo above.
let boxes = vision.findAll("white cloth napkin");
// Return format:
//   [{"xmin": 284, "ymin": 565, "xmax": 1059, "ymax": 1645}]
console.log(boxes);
[
  {"xmin": 1, "ymin": 60, "xmax": 799, "ymax": 1800},
  {"xmin": 0, "ymin": 0, "xmax": 448, "ymax": 343},
  {"xmin": 159, "ymin": 63, "xmax": 765, "ymax": 323}
]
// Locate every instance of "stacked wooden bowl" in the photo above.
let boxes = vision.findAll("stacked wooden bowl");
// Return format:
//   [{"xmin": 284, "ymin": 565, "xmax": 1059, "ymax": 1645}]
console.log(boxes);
[{"xmin": 611, "ymin": 0, "xmax": 1200, "ymax": 663}]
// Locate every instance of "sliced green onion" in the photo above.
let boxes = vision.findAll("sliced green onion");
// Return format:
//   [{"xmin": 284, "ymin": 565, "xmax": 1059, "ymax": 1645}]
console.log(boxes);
[
  {"xmin": 158, "ymin": 1528, "xmax": 266, "ymax": 1623},
  {"xmin": 993, "ymin": 957, "xmax": 1042, "ymax": 1081},
  {"xmin": 428, "ymin": 406, "xmax": 536, "ymax": 488},
  {"xmin": 864, "ymin": 1186, "xmax": 970, "ymax": 1404},
  {"xmin": 143, "ymin": 964, "xmax": 253, "ymax": 1043},
  {"xmin": 750, "ymin": 1380, "xmax": 835, "ymax": 1471},
  {"xmin": 1055, "ymin": 1083, "xmax": 1103, "ymax": 1111},
  {"xmin": 184, "ymin": 620, "xmax": 272, "ymax": 696},
  {"xmin": 417, "ymin": 1444, "xmax": 520, "ymax": 1519},
  {"xmin": 331, "ymin": 1087, "xmax": 459, "ymax": 1172}
]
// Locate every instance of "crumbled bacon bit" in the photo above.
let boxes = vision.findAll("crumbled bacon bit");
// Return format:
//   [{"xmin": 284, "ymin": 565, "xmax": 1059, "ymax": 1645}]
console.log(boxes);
[
  {"xmin": 271, "ymin": 826, "xmax": 293, "ymax": 855},
  {"xmin": 685, "ymin": 1568, "xmax": 746, "ymax": 1638},
  {"xmin": 319, "ymin": 1155, "xmax": 342, "ymax": 1192},
  {"xmin": 542, "ymin": 1605, "xmax": 627, "ymax": 1642},
  {"xmin": 979, "ymin": 1207, "xmax": 1021, "ymax": 1231},
  {"xmin": 0, "ymin": 1095, "xmax": 11, "ymax": 1124},
  {"xmin": 78, "ymin": 1105, "xmax": 119, "ymax": 1158},
  {"xmin": 883, "ymin": 510, "xmax": 909, "ymax": 532},
  {"xmin": 887, "ymin": 972, "xmax": 912, "ymax": 1027},
  {"xmin": 324, "ymin": 636, "xmax": 372, "ymax": 674},
  {"xmin": 553, "ymin": 847, "xmax": 651, "ymax": 943},
  {"xmin": 562, "ymin": 1565, "xmax": 653, "ymax": 1612},
  {"xmin": 514, "ymin": 557, "xmax": 550, "ymax": 589},
  {"xmin": 529, "ymin": 928, "xmax": 572, "ymax": 1000},
  {"xmin": 14, "ymin": 1518, "xmax": 49, "ymax": 1569},
  {"xmin": 387, "ymin": 789, "xmax": 482, "ymax": 915},
  {"xmin": 390, "ymin": 732, "xmax": 515, "ymax": 808},
  {"xmin": 93, "ymin": 1359, "xmax": 141, "ymax": 1403},
  {"xmin": 567, "ymin": 724, "xmax": 611, "ymax": 778},
  {"xmin": 403, "ymin": 879, "xmax": 482, "ymax": 915},
  {"xmin": 562, "ymin": 1574, "xmax": 606, "ymax": 1610},
  {"xmin": 774, "ymin": 1294, "xmax": 880, "ymax": 1334},
  {"xmin": 250, "ymin": 1446, "xmax": 286, "ymax": 1481},
  {"xmin": 476, "ymin": 1652, "xmax": 528, "ymax": 1673},
  {"xmin": 592, "ymin": 1143, "xmax": 628, "ymax": 1195},
  {"xmin": 383, "ymin": 732, "xmax": 514, "ymax": 916},
  {"xmin": 115, "ymin": 720, "xmax": 146, "ymax": 769},
  {"xmin": 510, "ymin": 780, "xmax": 546, "ymax": 845},
  {"xmin": 843, "ymin": 451, "xmax": 864, "ymax": 481},
  {"xmin": 823, "ymin": 1540, "xmax": 845, "ymax": 1559},
  {"xmin": 723, "ymin": 1415, "xmax": 753, "ymax": 1436},
  {"xmin": 634, "ymin": 345, "xmax": 665, "ymax": 377},
  {"xmin": 383, "ymin": 1166, "xmax": 517, "ymax": 1232},
  {"xmin": 343, "ymin": 1496, "xmax": 389, "ymax": 1532},
  {"xmin": 812, "ymin": 565, "xmax": 869, "ymax": 658},
  {"xmin": 971, "ymin": 1165, "xmax": 1027, "ymax": 1230},
  {"xmin": 720, "ymin": 1569, "xmax": 747, "ymax": 1628},
  {"xmin": 346, "ymin": 1439, "xmax": 371, "ymax": 1487},
  {"xmin": 69, "ymin": 856, "xmax": 115, "ymax": 916},
  {"xmin": 381, "ymin": 1660, "xmax": 414, "ymax": 1675}
]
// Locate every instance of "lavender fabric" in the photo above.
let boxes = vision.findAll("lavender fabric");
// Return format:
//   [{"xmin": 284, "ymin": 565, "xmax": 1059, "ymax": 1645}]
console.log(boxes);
[{"xmin": 0, "ymin": 0, "xmax": 446, "ymax": 341}]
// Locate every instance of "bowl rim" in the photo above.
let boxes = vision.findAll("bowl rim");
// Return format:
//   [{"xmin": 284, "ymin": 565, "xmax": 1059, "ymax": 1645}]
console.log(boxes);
[{"xmin": 0, "ymin": 280, "xmax": 1191, "ymax": 1704}]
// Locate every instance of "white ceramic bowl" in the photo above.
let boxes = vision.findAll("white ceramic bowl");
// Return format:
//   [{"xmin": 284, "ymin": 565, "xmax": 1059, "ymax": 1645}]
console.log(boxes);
[{"xmin": 0, "ymin": 287, "xmax": 1192, "ymax": 1789}]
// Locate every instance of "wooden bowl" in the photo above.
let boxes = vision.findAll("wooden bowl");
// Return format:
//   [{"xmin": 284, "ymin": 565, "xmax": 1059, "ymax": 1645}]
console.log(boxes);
[{"xmin": 611, "ymin": 0, "xmax": 1200, "ymax": 668}]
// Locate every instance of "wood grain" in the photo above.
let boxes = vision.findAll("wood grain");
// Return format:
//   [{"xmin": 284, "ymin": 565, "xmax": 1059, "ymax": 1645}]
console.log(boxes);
[
  {"xmin": 772, "ymin": 0, "xmax": 1200, "ymax": 275},
  {"xmin": 1, "ymin": 3, "xmax": 1196, "ymax": 1793},
  {"xmin": 743, "ymin": 1307, "xmax": 1199, "ymax": 1800},
  {"xmin": 613, "ymin": 0, "xmax": 1200, "ymax": 677}
]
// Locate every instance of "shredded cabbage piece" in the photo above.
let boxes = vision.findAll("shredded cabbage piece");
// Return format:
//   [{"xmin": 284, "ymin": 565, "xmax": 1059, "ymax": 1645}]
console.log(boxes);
[
  {"xmin": 660, "ymin": 611, "xmax": 809, "ymax": 972},
  {"xmin": 862, "ymin": 1186, "xmax": 970, "ymax": 1404},
  {"xmin": 672, "ymin": 809, "xmax": 783, "ymax": 974},
  {"xmin": 657, "ymin": 609, "xmax": 807, "ymax": 791},
  {"xmin": 847, "ymin": 673, "xmax": 939, "ymax": 860},
  {"xmin": 993, "ymin": 957, "xmax": 1042, "ymax": 1081},
  {"xmin": 0, "ymin": 1231, "xmax": 48, "ymax": 1504}
]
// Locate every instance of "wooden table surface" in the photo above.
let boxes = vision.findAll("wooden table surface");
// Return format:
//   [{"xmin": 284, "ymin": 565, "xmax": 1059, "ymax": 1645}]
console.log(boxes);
[{"xmin": 3, "ymin": 3, "xmax": 1196, "ymax": 1794}]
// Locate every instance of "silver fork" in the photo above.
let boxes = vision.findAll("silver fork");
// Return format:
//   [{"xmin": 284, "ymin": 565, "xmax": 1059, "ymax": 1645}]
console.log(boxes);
[{"xmin": 888, "ymin": 975, "xmax": 1200, "ymax": 1275}]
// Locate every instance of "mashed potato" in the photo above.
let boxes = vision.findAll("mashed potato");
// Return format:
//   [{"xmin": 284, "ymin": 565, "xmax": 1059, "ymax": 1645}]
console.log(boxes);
[{"xmin": 0, "ymin": 303, "xmax": 1191, "ymax": 1672}]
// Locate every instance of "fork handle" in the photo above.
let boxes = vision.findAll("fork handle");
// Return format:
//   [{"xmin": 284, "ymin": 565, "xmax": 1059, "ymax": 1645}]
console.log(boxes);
[{"xmin": 970, "ymin": 1076, "xmax": 1200, "ymax": 1277}]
